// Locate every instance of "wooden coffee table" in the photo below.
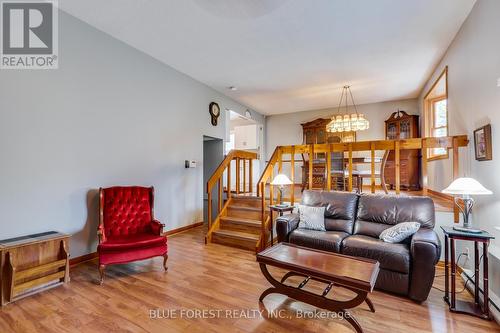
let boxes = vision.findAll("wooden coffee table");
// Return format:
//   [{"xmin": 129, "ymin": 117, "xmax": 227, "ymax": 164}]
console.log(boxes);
[{"xmin": 256, "ymin": 243, "xmax": 380, "ymax": 333}]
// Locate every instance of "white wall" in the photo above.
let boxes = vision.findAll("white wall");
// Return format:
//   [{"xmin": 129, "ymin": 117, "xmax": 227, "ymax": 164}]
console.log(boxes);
[
  {"xmin": 265, "ymin": 99, "xmax": 418, "ymax": 183},
  {"xmin": 0, "ymin": 11, "xmax": 263, "ymax": 257},
  {"xmin": 418, "ymin": 0, "xmax": 500, "ymax": 313}
]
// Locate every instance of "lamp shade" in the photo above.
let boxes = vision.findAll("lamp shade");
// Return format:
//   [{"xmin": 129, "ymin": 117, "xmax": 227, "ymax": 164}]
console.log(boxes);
[
  {"xmin": 442, "ymin": 177, "xmax": 492, "ymax": 195},
  {"xmin": 270, "ymin": 174, "xmax": 293, "ymax": 186}
]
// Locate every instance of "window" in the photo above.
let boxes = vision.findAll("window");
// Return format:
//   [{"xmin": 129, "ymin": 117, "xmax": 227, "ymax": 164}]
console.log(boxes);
[{"xmin": 424, "ymin": 66, "xmax": 448, "ymax": 160}]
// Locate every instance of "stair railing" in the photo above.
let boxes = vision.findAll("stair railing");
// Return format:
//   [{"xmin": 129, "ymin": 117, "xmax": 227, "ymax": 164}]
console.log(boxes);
[
  {"xmin": 206, "ymin": 149, "xmax": 258, "ymax": 230},
  {"xmin": 256, "ymin": 136, "xmax": 470, "ymax": 250}
]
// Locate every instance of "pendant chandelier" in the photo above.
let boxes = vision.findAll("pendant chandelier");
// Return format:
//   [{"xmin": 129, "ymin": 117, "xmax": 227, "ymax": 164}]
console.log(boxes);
[{"xmin": 327, "ymin": 85, "xmax": 369, "ymax": 133}]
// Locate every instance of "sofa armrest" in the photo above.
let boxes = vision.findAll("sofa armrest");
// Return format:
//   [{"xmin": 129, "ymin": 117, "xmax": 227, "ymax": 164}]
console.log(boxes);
[
  {"xmin": 276, "ymin": 213, "xmax": 300, "ymax": 243},
  {"xmin": 409, "ymin": 228, "xmax": 441, "ymax": 302},
  {"xmin": 151, "ymin": 220, "xmax": 165, "ymax": 235}
]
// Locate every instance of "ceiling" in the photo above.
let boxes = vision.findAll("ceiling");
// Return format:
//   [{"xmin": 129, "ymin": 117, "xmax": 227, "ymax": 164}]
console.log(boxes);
[{"xmin": 58, "ymin": 0, "xmax": 476, "ymax": 115}]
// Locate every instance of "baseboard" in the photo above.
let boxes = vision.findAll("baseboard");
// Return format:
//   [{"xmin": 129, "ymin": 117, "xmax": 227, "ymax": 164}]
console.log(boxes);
[
  {"xmin": 461, "ymin": 270, "xmax": 500, "ymax": 324},
  {"xmin": 69, "ymin": 221, "xmax": 204, "ymax": 267},
  {"xmin": 70, "ymin": 252, "xmax": 98, "ymax": 266},
  {"xmin": 436, "ymin": 260, "xmax": 464, "ymax": 274},
  {"xmin": 164, "ymin": 221, "xmax": 204, "ymax": 236}
]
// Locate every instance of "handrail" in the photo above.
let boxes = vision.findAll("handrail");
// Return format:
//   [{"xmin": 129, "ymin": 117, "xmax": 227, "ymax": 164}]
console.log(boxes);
[
  {"xmin": 206, "ymin": 149, "xmax": 258, "ymax": 229},
  {"xmin": 256, "ymin": 147, "xmax": 280, "ymax": 196},
  {"xmin": 255, "ymin": 135, "xmax": 469, "ymax": 250},
  {"xmin": 207, "ymin": 150, "xmax": 257, "ymax": 192}
]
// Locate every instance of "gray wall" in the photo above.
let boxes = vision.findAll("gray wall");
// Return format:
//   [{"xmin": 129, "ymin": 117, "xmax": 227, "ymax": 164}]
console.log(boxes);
[
  {"xmin": 418, "ymin": 0, "xmax": 500, "ymax": 314},
  {"xmin": 0, "ymin": 11, "xmax": 263, "ymax": 257},
  {"xmin": 265, "ymin": 99, "xmax": 418, "ymax": 183}
]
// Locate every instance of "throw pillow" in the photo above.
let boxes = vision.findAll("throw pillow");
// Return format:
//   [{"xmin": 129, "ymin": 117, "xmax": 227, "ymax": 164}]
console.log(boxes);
[
  {"xmin": 298, "ymin": 204, "xmax": 326, "ymax": 231},
  {"xmin": 379, "ymin": 222, "xmax": 421, "ymax": 243}
]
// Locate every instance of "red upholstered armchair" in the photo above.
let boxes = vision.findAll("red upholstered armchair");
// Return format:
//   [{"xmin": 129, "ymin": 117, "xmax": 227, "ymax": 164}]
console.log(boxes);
[{"xmin": 97, "ymin": 186, "xmax": 168, "ymax": 284}]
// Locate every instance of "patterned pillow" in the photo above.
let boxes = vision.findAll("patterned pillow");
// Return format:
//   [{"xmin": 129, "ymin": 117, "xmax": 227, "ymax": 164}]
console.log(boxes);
[
  {"xmin": 298, "ymin": 204, "xmax": 326, "ymax": 231},
  {"xmin": 379, "ymin": 222, "xmax": 421, "ymax": 243}
]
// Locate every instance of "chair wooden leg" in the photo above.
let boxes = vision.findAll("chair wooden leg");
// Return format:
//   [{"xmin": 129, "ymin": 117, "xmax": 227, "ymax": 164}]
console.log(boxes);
[
  {"xmin": 99, "ymin": 264, "xmax": 106, "ymax": 285},
  {"xmin": 163, "ymin": 254, "xmax": 168, "ymax": 271}
]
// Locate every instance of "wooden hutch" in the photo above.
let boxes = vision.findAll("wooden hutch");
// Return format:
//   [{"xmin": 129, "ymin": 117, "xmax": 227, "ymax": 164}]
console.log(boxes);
[
  {"xmin": 382, "ymin": 110, "xmax": 420, "ymax": 190},
  {"xmin": 301, "ymin": 118, "xmax": 355, "ymax": 190}
]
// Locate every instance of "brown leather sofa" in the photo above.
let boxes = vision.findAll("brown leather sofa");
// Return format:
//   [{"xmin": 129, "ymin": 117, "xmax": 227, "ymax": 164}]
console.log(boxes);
[{"xmin": 276, "ymin": 190, "xmax": 440, "ymax": 302}]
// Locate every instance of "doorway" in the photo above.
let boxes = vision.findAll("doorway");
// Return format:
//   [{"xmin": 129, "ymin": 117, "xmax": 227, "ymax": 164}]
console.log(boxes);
[
  {"xmin": 203, "ymin": 136, "xmax": 224, "ymax": 224},
  {"xmin": 227, "ymin": 110, "xmax": 261, "ymax": 193}
]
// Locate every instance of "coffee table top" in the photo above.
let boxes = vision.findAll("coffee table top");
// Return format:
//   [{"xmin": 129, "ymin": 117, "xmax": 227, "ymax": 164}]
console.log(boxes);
[{"xmin": 257, "ymin": 243, "xmax": 380, "ymax": 292}]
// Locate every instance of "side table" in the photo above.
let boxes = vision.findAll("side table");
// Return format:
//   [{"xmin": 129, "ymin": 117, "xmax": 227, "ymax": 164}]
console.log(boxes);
[
  {"xmin": 269, "ymin": 205, "xmax": 294, "ymax": 246},
  {"xmin": 441, "ymin": 226, "xmax": 494, "ymax": 320}
]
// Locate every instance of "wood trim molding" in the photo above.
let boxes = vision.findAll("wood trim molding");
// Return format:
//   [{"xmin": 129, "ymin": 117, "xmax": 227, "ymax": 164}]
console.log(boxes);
[
  {"xmin": 70, "ymin": 252, "xmax": 98, "ymax": 266},
  {"xmin": 427, "ymin": 189, "xmax": 453, "ymax": 202},
  {"xmin": 165, "ymin": 222, "xmax": 204, "ymax": 236},
  {"xmin": 436, "ymin": 260, "xmax": 463, "ymax": 275},
  {"xmin": 69, "ymin": 222, "xmax": 204, "ymax": 267}
]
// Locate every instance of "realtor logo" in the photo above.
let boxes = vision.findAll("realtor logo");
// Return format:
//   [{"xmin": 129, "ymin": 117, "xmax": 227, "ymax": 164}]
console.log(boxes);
[{"xmin": 1, "ymin": 0, "xmax": 58, "ymax": 69}]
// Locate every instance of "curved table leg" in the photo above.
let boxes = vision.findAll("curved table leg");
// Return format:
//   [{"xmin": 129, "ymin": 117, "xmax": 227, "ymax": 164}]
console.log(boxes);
[
  {"xmin": 365, "ymin": 297, "xmax": 375, "ymax": 313},
  {"xmin": 342, "ymin": 310, "xmax": 363, "ymax": 333},
  {"xmin": 281, "ymin": 271, "xmax": 308, "ymax": 283},
  {"xmin": 259, "ymin": 287, "xmax": 277, "ymax": 302},
  {"xmin": 259, "ymin": 263, "xmax": 369, "ymax": 333}
]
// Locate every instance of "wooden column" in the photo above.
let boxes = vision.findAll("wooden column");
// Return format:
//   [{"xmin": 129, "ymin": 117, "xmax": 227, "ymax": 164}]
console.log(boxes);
[
  {"xmin": 227, "ymin": 162, "xmax": 232, "ymax": 199},
  {"xmin": 308, "ymin": 145, "xmax": 314, "ymax": 189},
  {"xmin": 278, "ymin": 149, "xmax": 283, "ymax": 202},
  {"xmin": 370, "ymin": 142, "xmax": 376, "ymax": 193},
  {"xmin": 207, "ymin": 191, "xmax": 212, "ymax": 228},
  {"xmin": 348, "ymin": 143, "xmax": 353, "ymax": 192},
  {"xmin": 260, "ymin": 182, "xmax": 266, "ymax": 250},
  {"xmin": 249, "ymin": 159, "xmax": 253, "ymax": 194},
  {"xmin": 291, "ymin": 146, "xmax": 295, "ymax": 205},
  {"xmin": 270, "ymin": 168, "xmax": 274, "ymax": 205},
  {"xmin": 235, "ymin": 158, "xmax": 240, "ymax": 195},
  {"xmin": 395, "ymin": 141, "xmax": 401, "ymax": 195},
  {"xmin": 218, "ymin": 177, "xmax": 223, "ymax": 213},
  {"xmin": 422, "ymin": 139, "xmax": 428, "ymax": 196},
  {"xmin": 453, "ymin": 137, "xmax": 460, "ymax": 223},
  {"xmin": 243, "ymin": 159, "xmax": 247, "ymax": 193}
]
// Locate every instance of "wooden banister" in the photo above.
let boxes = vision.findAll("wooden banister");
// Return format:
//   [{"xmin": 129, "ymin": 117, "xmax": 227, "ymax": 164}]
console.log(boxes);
[
  {"xmin": 206, "ymin": 149, "xmax": 258, "ymax": 228},
  {"xmin": 255, "ymin": 135, "xmax": 469, "ymax": 251}
]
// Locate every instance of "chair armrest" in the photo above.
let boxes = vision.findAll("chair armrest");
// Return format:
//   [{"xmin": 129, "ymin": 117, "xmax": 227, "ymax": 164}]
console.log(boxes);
[
  {"xmin": 276, "ymin": 213, "xmax": 300, "ymax": 243},
  {"xmin": 151, "ymin": 220, "xmax": 165, "ymax": 235},
  {"xmin": 408, "ymin": 228, "xmax": 441, "ymax": 302}
]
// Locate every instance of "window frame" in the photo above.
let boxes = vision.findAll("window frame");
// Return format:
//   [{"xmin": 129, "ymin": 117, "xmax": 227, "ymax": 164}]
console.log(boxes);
[{"xmin": 424, "ymin": 66, "xmax": 449, "ymax": 161}]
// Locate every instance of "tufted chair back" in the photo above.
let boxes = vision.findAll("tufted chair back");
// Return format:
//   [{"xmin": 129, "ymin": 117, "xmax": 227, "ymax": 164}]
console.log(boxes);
[{"xmin": 100, "ymin": 186, "xmax": 154, "ymax": 238}]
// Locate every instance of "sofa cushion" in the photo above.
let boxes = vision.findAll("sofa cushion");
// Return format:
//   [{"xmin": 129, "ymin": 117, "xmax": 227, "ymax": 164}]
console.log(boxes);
[
  {"xmin": 289, "ymin": 229, "xmax": 349, "ymax": 253},
  {"xmin": 301, "ymin": 190, "xmax": 358, "ymax": 233},
  {"xmin": 341, "ymin": 235, "xmax": 410, "ymax": 273},
  {"xmin": 380, "ymin": 222, "xmax": 420, "ymax": 243},
  {"xmin": 356, "ymin": 194, "xmax": 435, "ymax": 228},
  {"xmin": 298, "ymin": 204, "xmax": 326, "ymax": 231},
  {"xmin": 98, "ymin": 233, "xmax": 167, "ymax": 251}
]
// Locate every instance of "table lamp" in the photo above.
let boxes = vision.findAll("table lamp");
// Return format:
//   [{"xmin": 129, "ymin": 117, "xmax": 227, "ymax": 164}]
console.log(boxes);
[
  {"xmin": 271, "ymin": 174, "xmax": 293, "ymax": 207},
  {"xmin": 442, "ymin": 177, "xmax": 492, "ymax": 233}
]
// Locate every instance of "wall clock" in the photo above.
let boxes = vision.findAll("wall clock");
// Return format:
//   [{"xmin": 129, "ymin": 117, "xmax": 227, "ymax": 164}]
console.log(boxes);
[{"xmin": 209, "ymin": 102, "xmax": 220, "ymax": 126}]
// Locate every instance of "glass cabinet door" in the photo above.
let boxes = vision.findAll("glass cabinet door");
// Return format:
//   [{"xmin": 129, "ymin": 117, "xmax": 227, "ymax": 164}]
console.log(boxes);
[
  {"xmin": 399, "ymin": 119, "xmax": 411, "ymax": 139},
  {"xmin": 387, "ymin": 122, "xmax": 398, "ymax": 139},
  {"xmin": 317, "ymin": 129, "xmax": 326, "ymax": 144},
  {"xmin": 305, "ymin": 129, "xmax": 314, "ymax": 144}
]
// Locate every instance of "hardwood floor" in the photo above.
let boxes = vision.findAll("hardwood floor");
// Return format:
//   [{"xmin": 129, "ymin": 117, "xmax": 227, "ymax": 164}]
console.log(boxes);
[{"xmin": 0, "ymin": 226, "xmax": 498, "ymax": 333}]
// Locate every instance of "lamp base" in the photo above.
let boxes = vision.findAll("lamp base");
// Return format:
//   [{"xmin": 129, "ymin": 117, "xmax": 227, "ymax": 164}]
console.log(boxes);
[{"xmin": 453, "ymin": 226, "xmax": 482, "ymax": 234}]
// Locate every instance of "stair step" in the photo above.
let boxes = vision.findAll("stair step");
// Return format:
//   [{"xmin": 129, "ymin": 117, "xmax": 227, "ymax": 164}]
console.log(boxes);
[
  {"xmin": 220, "ymin": 216, "xmax": 262, "ymax": 234},
  {"xmin": 230, "ymin": 196, "xmax": 262, "ymax": 208},
  {"xmin": 211, "ymin": 229, "xmax": 259, "ymax": 251},
  {"xmin": 227, "ymin": 205, "xmax": 262, "ymax": 219}
]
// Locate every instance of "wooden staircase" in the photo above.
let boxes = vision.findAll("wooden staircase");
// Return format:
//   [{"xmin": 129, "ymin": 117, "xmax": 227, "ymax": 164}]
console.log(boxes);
[{"xmin": 211, "ymin": 196, "xmax": 263, "ymax": 251}]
